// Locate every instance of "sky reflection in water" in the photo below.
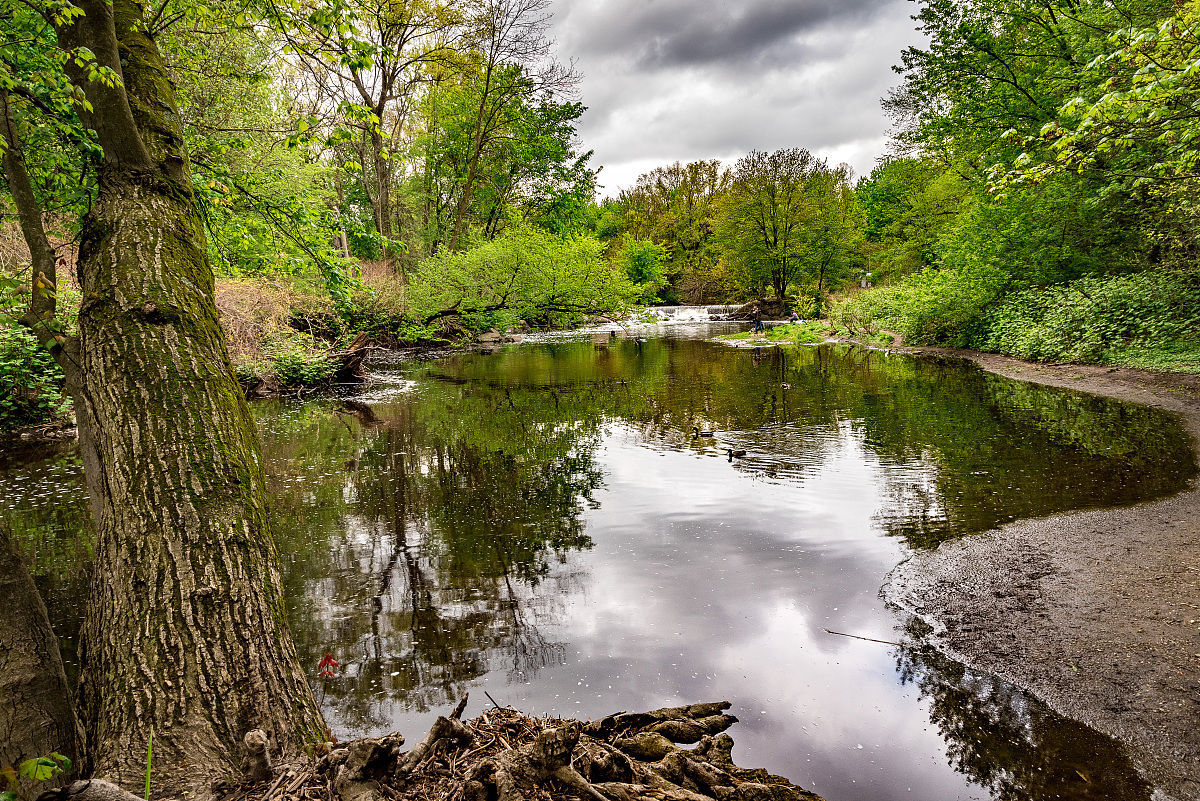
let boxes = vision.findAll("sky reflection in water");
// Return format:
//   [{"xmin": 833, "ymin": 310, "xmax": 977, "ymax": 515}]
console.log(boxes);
[
  {"xmin": 261, "ymin": 339, "xmax": 1190, "ymax": 801},
  {"xmin": 3, "ymin": 338, "xmax": 1193, "ymax": 801}
]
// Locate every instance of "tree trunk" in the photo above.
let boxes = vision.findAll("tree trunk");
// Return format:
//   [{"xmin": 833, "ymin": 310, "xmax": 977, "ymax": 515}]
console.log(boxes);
[
  {"xmin": 73, "ymin": 177, "xmax": 325, "ymax": 795},
  {"xmin": 42, "ymin": 0, "xmax": 326, "ymax": 794},
  {"xmin": 0, "ymin": 527, "xmax": 80, "ymax": 787},
  {"xmin": 370, "ymin": 126, "xmax": 393, "ymax": 244}
]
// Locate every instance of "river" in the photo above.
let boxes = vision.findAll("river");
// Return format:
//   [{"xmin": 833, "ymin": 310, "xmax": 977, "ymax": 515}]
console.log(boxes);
[{"xmin": 5, "ymin": 322, "xmax": 1195, "ymax": 801}]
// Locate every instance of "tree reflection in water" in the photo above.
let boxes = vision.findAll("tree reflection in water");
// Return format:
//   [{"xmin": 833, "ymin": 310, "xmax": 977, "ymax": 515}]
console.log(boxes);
[
  {"xmin": 263, "ymin": 375, "xmax": 602, "ymax": 731},
  {"xmin": 3, "ymin": 340, "xmax": 1193, "ymax": 798},
  {"xmin": 896, "ymin": 618, "xmax": 1150, "ymax": 801}
]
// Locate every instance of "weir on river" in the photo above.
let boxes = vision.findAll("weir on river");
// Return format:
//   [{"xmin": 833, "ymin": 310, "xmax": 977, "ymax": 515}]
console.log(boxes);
[{"xmin": 647, "ymin": 304, "xmax": 743, "ymax": 322}]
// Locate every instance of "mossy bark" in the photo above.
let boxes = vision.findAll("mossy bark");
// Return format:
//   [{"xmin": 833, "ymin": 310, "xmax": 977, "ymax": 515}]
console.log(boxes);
[{"xmin": 34, "ymin": 0, "xmax": 327, "ymax": 794}]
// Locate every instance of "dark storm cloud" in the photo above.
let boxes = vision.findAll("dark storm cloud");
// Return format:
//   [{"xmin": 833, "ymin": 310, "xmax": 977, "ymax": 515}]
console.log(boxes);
[
  {"xmin": 637, "ymin": 0, "xmax": 883, "ymax": 69},
  {"xmin": 558, "ymin": 0, "xmax": 881, "ymax": 68},
  {"xmin": 548, "ymin": 0, "xmax": 924, "ymax": 193}
]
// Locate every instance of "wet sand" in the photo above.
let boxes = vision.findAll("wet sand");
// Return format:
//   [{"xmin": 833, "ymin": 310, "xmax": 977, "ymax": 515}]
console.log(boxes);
[{"xmin": 885, "ymin": 351, "xmax": 1200, "ymax": 801}]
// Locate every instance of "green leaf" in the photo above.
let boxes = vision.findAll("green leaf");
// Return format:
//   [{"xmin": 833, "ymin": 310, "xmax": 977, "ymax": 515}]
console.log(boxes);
[{"xmin": 19, "ymin": 757, "xmax": 60, "ymax": 782}]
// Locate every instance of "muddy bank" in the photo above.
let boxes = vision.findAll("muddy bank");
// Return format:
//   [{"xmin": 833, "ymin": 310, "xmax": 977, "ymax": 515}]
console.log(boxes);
[{"xmin": 885, "ymin": 349, "xmax": 1200, "ymax": 801}]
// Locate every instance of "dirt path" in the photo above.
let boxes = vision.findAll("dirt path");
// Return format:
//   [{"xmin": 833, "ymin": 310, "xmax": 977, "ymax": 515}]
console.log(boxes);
[{"xmin": 884, "ymin": 349, "xmax": 1200, "ymax": 801}]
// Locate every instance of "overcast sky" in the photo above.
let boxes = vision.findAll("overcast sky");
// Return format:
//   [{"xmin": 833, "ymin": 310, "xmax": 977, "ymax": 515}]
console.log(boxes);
[{"xmin": 547, "ymin": 0, "xmax": 925, "ymax": 196}]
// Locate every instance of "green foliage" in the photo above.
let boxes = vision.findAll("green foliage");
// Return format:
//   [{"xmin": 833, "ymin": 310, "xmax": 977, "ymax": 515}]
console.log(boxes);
[
  {"xmin": 0, "ymin": 323, "xmax": 66, "ymax": 430},
  {"xmin": 0, "ymin": 275, "xmax": 70, "ymax": 431},
  {"xmin": 2, "ymin": 752, "xmax": 71, "ymax": 801},
  {"xmin": 993, "ymin": 1, "xmax": 1200, "ymax": 192},
  {"xmin": 242, "ymin": 330, "xmax": 339, "ymax": 389},
  {"xmin": 617, "ymin": 239, "xmax": 668, "ymax": 301},
  {"xmin": 985, "ymin": 270, "xmax": 1200, "ymax": 364},
  {"xmin": 402, "ymin": 53, "xmax": 594, "ymax": 257},
  {"xmin": 715, "ymin": 321, "xmax": 827, "ymax": 345},
  {"xmin": 852, "ymin": 0, "xmax": 1197, "ymax": 362},
  {"xmin": 784, "ymin": 287, "xmax": 820, "ymax": 319},
  {"xmin": 607, "ymin": 160, "xmax": 729, "ymax": 303},
  {"xmin": 403, "ymin": 225, "xmax": 638, "ymax": 333},
  {"xmin": 716, "ymin": 149, "xmax": 861, "ymax": 304},
  {"xmin": 833, "ymin": 262, "xmax": 1010, "ymax": 347},
  {"xmin": 857, "ymin": 159, "xmax": 966, "ymax": 281}
]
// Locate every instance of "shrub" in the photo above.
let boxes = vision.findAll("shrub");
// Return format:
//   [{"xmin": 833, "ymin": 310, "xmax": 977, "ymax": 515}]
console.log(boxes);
[
  {"xmin": 832, "ymin": 262, "xmax": 1010, "ymax": 347},
  {"xmin": 784, "ymin": 286, "xmax": 821, "ymax": 319},
  {"xmin": 0, "ymin": 270, "xmax": 74, "ymax": 432},
  {"xmin": 985, "ymin": 269, "xmax": 1200, "ymax": 364},
  {"xmin": 214, "ymin": 276, "xmax": 342, "ymax": 389},
  {"xmin": 404, "ymin": 226, "xmax": 638, "ymax": 332},
  {"xmin": 0, "ymin": 323, "xmax": 67, "ymax": 430}
]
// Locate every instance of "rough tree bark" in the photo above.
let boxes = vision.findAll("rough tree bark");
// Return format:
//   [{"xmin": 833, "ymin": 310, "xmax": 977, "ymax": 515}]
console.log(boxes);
[
  {"xmin": 0, "ymin": 527, "xmax": 79, "ymax": 788},
  {"xmin": 0, "ymin": 0, "xmax": 327, "ymax": 794}
]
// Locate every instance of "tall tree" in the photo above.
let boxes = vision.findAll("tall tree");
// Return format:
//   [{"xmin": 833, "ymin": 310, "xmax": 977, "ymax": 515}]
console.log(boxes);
[
  {"xmin": 0, "ymin": 0, "xmax": 325, "ymax": 793},
  {"xmin": 717, "ymin": 148, "xmax": 819, "ymax": 300},
  {"xmin": 804, "ymin": 164, "xmax": 863, "ymax": 306},
  {"xmin": 446, "ymin": 0, "xmax": 576, "ymax": 251},
  {"xmin": 271, "ymin": 0, "xmax": 460, "ymax": 250}
]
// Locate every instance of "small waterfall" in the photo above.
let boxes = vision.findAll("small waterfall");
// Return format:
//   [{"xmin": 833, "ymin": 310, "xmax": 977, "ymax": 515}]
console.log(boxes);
[{"xmin": 648, "ymin": 304, "xmax": 742, "ymax": 322}]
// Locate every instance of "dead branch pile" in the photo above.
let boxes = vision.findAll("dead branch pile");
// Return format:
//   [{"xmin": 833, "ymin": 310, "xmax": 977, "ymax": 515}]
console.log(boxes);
[{"xmin": 220, "ymin": 699, "xmax": 823, "ymax": 801}]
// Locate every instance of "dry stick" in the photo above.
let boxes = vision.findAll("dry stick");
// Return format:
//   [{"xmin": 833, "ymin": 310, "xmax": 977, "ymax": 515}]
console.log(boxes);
[
  {"xmin": 484, "ymin": 690, "xmax": 504, "ymax": 710},
  {"xmin": 263, "ymin": 771, "xmax": 289, "ymax": 799},
  {"xmin": 823, "ymin": 628, "xmax": 902, "ymax": 647}
]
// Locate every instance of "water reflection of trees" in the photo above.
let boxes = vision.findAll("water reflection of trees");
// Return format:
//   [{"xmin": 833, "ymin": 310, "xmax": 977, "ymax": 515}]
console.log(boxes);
[
  {"xmin": 3, "ymin": 339, "xmax": 1191, "ymax": 740},
  {"xmin": 436, "ymin": 341, "xmax": 1194, "ymax": 549},
  {"xmin": 896, "ymin": 618, "xmax": 1150, "ymax": 801},
  {"xmin": 262, "ymin": 379, "xmax": 603, "ymax": 728}
]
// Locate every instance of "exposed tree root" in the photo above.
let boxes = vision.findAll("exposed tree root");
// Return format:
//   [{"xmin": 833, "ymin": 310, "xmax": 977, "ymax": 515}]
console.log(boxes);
[{"xmin": 217, "ymin": 700, "xmax": 822, "ymax": 801}]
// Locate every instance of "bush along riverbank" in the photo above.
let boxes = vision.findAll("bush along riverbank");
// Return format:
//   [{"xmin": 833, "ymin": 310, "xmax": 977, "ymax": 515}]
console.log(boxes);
[
  {"xmin": 0, "ymin": 225, "xmax": 645, "ymax": 435},
  {"xmin": 831, "ymin": 268, "xmax": 1200, "ymax": 373}
]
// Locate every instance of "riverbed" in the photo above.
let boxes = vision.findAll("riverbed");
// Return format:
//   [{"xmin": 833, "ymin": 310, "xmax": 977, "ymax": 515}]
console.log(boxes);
[{"xmin": 4, "ymin": 326, "xmax": 1195, "ymax": 801}]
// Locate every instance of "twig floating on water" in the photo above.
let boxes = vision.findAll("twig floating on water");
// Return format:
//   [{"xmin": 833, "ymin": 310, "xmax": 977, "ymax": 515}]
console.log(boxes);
[{"xmin": 823, "ymin": 628, "xmax": 902, "ymax": 647}]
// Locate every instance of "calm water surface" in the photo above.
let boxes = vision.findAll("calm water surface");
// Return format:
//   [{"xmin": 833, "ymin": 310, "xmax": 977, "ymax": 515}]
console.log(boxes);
[{"xmin": 5, "ymin": 333, "xmax": 1196, "ymax": 801}]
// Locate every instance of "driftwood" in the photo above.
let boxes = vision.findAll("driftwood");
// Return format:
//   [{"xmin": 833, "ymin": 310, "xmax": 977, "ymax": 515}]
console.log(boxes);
[{"xmin": 217, "ymin": 701, "xmax": 822, "ymax": 801}]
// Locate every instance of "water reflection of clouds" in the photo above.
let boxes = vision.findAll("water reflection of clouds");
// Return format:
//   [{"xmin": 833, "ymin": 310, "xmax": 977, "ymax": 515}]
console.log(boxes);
[
  {"xmin": 534, "ymin": 428, "xmax": 978, "ymax": 801},
  {"xmin": 1, "ymin": 341, "xmax": 1180, "ymax": 801}
]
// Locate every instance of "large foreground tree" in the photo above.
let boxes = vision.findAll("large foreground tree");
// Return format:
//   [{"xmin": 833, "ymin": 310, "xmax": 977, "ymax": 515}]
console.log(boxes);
[{"xmin": 0, "ymin": 0, "xmax": 325, "ymax": 793}]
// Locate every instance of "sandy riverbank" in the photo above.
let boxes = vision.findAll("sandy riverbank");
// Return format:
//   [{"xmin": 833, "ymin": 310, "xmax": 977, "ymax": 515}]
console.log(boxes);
[{"xmin": 884, "ymin": 350, "xmax": 1200, "ymax": 801}]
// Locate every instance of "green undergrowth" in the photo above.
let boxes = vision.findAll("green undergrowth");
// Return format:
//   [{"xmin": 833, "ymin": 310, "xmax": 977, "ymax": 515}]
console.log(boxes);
[
  {"xmin": 232, "ymin": 328, "xmax": 342, "ymax": 390},
  {"xmin": 0, "ymin": 323, "xmax": 69, "ymax": 430},
  {"xmin": 0, "ymin": 275, "xmax": 76, "ymax": 432},
  {"xmin": 835, "ymin": 267, "xmax": 1200, "ymax": 372},
  {"xmin": 983, "ymin": 270, "xmax": 1200, "ymax": 369},
  {"xmin": 1106, "ymin": 342, "xmax": 1200, "ymax": 374}
]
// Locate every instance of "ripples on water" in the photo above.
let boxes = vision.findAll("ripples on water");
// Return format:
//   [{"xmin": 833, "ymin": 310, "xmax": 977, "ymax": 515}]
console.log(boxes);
[{"xmin": 3, "ymin": 338, "xmax": 1193, "ymax": 801}]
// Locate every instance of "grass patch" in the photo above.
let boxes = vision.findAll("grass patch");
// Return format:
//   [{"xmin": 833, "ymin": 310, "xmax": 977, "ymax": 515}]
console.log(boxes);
[
  {"xmin": 713, "ymin": 321, "xmax": 826, "ymax": 343},
  {"xmin": 714, "ymin": 321, "xmax": 897, "ymax": 347},
  {"xmin": 1105, "ymin": 342, "xmax": 1200, "ymax": 374}
]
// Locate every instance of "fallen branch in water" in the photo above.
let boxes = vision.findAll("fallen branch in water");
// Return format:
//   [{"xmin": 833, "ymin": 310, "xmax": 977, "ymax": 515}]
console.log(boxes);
[{"xmin": 822, "ymin": 628, "xmax": 902, "ymax": 647}]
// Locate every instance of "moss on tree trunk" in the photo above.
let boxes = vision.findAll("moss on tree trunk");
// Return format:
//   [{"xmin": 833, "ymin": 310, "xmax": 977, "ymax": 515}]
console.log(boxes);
[{"xmin": 0, "ymin": 0, "xmax": 331, "ymax": 793}]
